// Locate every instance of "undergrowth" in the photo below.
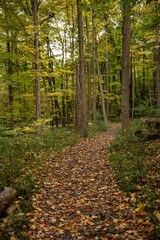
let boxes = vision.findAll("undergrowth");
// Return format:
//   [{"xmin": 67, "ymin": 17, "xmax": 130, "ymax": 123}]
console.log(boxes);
[
  {"xmin": 109, "ymin": 120, "xmax": 160, "ymax": 239},
  {"xmin": 0, "ymin": 122, "xmax": 106, "ymax": 239}
]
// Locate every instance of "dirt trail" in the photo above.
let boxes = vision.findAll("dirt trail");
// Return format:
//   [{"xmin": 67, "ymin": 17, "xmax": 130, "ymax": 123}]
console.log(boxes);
[{"xmin": 24, "ymin": 124, "xmax": 150, "ymax": 239}]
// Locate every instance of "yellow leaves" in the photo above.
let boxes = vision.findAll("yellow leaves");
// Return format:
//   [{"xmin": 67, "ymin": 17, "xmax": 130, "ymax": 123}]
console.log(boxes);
[
  {"xmin": 47, "ymin": 92, "xmax": 63, "ymax": 97},
  {"xmin": 143, "ymin": 220, "xmax": 152, "ymax": 225},
  {"xmin": 30, "ymin": 218, "xmax": 36, "ymax": 223},
  {"xmin": 130, "ymin": 193, "xmax": 136, "ymax": 203},
  {"xmin": 30, "ymin": 224, "xmax": 36, "ymax": 230},
  {"xmin": 135, "ymin": 202, "xmax": 144, "ymax": 212},
  {"xmin": 15, "ymin": 203, "xmax": 20, "ymax": 209},
  {"xmin": 64, "ymin": 225, "xmax": 71, "ymax": 230},
  {"xmin": 113, "ymin": 218, "xmax": 118, "ymax": 223},
  {"xmin": 154, "ymin": 211, "xmax": 160, "ymax": 222},
  {"xmin": 119, "ymin": 223, "xmax": 127, "ymax": 229},
  {"xmin": 118, "ymin": 203, "xmax": 125, "ymax": 208}
]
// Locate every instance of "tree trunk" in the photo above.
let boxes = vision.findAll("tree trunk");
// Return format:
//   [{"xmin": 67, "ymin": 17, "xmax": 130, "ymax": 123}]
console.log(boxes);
[
  {"xmin": 147, "ymin": 66, "xmax": 152, "ymax": 107},
  {"xmin": 155, "ymin": 5, "xmax": 160, "ymax": 106},
  {"xmin": 131, "ymin": 24, "xmax": 136, "ymax": 119},
  {"xmin": 75, "ymin": 64, "xmax": 82, "ymax": 131},
  {"xmin": 92, "ymin": 3, "xmax": 107, "ymax": 127},
  {"xmin": 77, "ymin": 0, "xmax": 88, "ymax": 137},
  {"xmin": 121, "ymin": 4, "xmax": 130, "ymax": 129},
  {"xmin": 0, "ymin": 187, "xmax": 17, "ymax": 216},
  {"xmin": 92, "ymin": 2, "xmax": 97, "ymax": 125},
  {"xmin": 33, "ymin": 0, "xmax": 41, "ymax": 134},
  {"xmin": 71, "ymin": 5, "xmax": 75, "ymax": 124},
  {"xmin": 96, "ymin": 47, "xmax": 108, "ymax": 127},
  {"xmin": 85, "ymin": 14, "xmax": 92, "ymax": 112},
  {"xmin": 43, "ymin": 78, "xmax": 50, "ymax": 126},
  {"xmin": 105, "ymin": 14, "xmax": 109, "ymax": 120},
  {"xmin": 5, "ymin": 6, "xmax": 13, "ymax": 127}
]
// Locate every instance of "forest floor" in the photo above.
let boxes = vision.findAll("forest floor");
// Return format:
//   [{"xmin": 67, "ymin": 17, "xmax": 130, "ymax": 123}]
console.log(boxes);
[{"xmin": 22, "ymin": 124, "xmax": 156, "ymax": 240}]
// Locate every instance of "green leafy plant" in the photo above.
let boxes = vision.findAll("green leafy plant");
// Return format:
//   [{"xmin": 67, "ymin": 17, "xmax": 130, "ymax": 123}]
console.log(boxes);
[{"xmin": 109, "ymin": 120, "xmax": 160, "ymax": 237}]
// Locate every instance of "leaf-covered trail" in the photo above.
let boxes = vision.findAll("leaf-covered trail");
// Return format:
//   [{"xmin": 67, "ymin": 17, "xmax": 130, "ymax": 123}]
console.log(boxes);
[{"xmin": 24, "ymin": 125, "xmax": 150, "ymax": 239}]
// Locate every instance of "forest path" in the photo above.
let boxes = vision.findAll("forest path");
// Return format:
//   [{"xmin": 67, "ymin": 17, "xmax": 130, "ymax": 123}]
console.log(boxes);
[{"xmin": 24, "ymin": 124, "xmax": 149, "ymax": 240}]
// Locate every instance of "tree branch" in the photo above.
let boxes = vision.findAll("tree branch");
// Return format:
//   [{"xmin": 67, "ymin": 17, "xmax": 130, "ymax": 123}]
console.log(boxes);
[
  {"xmin": 10, "ymin": 10, "xmax": 30, "ymax": 36},
  {"xmin": 17, "ymin": 0, "xmax": 32, "ymax": 16},
  {"xmin": 25, "ymin": 0, "xmax": 32, "ymax": 15},
  {"xmin": 40, "ymin": 13, "xmax": 54, "ymax": 25}
]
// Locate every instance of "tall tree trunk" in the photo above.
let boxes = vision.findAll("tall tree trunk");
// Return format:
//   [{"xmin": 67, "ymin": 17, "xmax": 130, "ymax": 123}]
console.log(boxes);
[
  {"xmin": 142, "ymin": 49, "xmax": 145, "ymax": 100},
  {"xmin": 71, "ymin": 5, "xmax": 75, "ymax": 124},
  {"xmin": 5, "ymin": 5, "xmax": 13, "ymax": 127},
  {"xmin": 75, "ymin": 64, "xmax": 82, "ymax": 131},
  {"xmin": 77, "ymin": 0, "xmax": 88, "ymax": 137},
  {"xmin": 105, "ymin": 14, "xmax": 109, "ymax": 120},
  {"xmin": 16, "ymin": 56, "xmax": 22, "ymax": 122},
  {"xmin": 155, "ymin": 0, "xmax": 160, "ymax": 105},
  {"xmin": 61, "ymin": 40, "xmax": 66, "ymax": 127},
  {"xmin": 85, "ymin": 14, "xmax": 92, "ymax": 112},
  {"xmin": 131, "ymin": 24, "xmax": 136, "ymax": 119},
  {"xmin": 33, "ymin": 0, "xmax": 41, "ymax": 134},
  {"xmin": 121, "ymin": 4, "xmax": 130, "ymax": 129},
  {"xmin": 92, "ymin": 3, "xmax": 107, "ymax": 127},
  {"xmin": 66, "ymin": 73, "xmax": 69, "ymax": 126},
  {"xmin": 96, "ymin": 47, "xmax": 108, "ymax": 127},
  {"xmin": 41, "ymin": 72, "xmax": 50, "ymax": 127},
  {"xmin": 153, "ymin": 48, "xmax": 157, "ymax": 106},
  {"xmin": 92, "ymin": 2, "xmax": 96, "ymax": 125},
  {"xmin": 147, "ymin": 66, "xmax": 152, "ymax": 107}
]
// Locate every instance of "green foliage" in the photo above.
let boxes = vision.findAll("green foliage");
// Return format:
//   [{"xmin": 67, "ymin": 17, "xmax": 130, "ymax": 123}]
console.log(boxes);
[
  {"xmin": 88, "ymin": 111, "xmax": 107, "ymax": 136},
  {"xmin": 0, "ymin": 124, "xmax": 108, "ymax": 239},
  {"xmin": 134, "ymin": 101, "xmax": 160, "ymax": 117},
  {"xmin": 109, "ymin": 120, "xmax": 160, "ymax": 236},
  {"xmin": 0, "ymin": 127, "xmax": 80, "ymax": 191},
  {"xmin": 109, "ymin": 120, "xmax": 147, "ymax": 192},
  {"xmin": 0, "ymin": 127, "xmax": 81, "ymax": 239}
]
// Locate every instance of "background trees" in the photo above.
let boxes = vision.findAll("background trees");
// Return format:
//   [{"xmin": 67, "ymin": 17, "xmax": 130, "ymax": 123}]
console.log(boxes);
[{"xmin": 0, "ymin": 0, "xmax": 159, "ymax": 134}]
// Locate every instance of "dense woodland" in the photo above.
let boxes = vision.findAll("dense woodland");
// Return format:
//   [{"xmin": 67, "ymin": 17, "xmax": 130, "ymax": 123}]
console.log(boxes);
[
  {"xmin": 0, "ymin": 0, "xmax": 160, "ymax": 136},
  {"xmin": 0, "ymin": 1, "xmax": 160, "ymax": 239}
]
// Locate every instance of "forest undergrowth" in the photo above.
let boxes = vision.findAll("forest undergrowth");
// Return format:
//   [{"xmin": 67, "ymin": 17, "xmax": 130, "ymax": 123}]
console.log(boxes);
[
  {"xmin": 0, "ymin": 119, "xmax": 159, "ymax": 239},
  {"xmin": 0, "ymin": 121, "xmax": 106, "ymax": 239},
  {"xmin": 109, "ymin": 120, "xmax": 160, "ymax": 239}
]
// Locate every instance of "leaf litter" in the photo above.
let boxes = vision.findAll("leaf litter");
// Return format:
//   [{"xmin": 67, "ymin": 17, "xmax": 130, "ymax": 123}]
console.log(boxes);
[{"xmin": 23, "ymin": 125, "xmax": 154, "ymax": 239}]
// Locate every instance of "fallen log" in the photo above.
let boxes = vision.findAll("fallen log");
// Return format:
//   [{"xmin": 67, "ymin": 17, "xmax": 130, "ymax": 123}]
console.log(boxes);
[
  {"xmin": 0, "ymin": 187, "xmax": 17, "ymax": 216},
  {"xmin": 141, "ymin": 118, "xmax": 160, "ymax": 129},
  {"xmin": 135, "ymin": 129, "xmax": 160, "ymax": 140}
]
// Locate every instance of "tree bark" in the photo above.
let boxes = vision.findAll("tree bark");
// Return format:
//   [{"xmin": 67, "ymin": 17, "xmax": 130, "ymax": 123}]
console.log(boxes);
[
  {"xmin": 105, "ymin": 14, "xmax": 109, "ymax": 120},
  {"xmin": 33, "ymin": 0, "xmax": 41, "ymax": 134},
  {"xmin": 131, "ymin": 24, "xmax": 136, "ymax": 119},
  {"xmin": 71, "ymin": 5, "xmax": 75, "ymax": 124},
  {"xmin": 43, "ymin": 78, "xmax": 50, "ymax": 126},
  {"xmin": 92, "ymin": 3, "xmax": 107, "ymax": 127},
  {"xmin": 92, "ymin": 2, "xmax": 97, "ymax": 125},
  {"xmin": 147, "ymin": 66, "xmax": 152, "ymax": 107},
  {"xmin": 155, "ymin": 18, "xmax": 160, "ymax": 105},
  {"xmin": 0, "ymin": 187, "xmax": 17, "ymax": 216},
  {"xmin": 77, "ymin": 0, "xmax": 88, "ymax": 137},
  {"xmin": 121, "ymin": 4, "xmax": 130, "ymax": 129},
  {"xmin": 5, "ymin": 5, "xmax": 14, "ymax": 127},
  {"xmin": 96, "ymin": 47, "xmax": 108, "ymax": 127},
  {"xmin": 75, "ymin": 64, "xmax": 82, "ymax": 131},
  {"xmin": 85, "ymin": 14, "xmax": 92, "ymax": 112}
]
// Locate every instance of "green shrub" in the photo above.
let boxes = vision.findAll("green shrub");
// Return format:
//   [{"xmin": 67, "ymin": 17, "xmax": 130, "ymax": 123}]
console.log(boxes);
[
  {"xmin": 109, "ymin": 120, "xmax": 160, "ymax": 237},
  {"xmin": 134, "ymin": 101, "xmax": 160, "ymax": 117}
]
